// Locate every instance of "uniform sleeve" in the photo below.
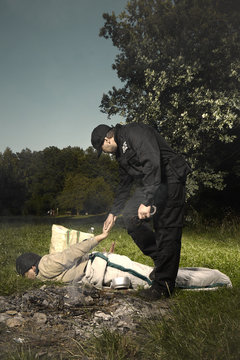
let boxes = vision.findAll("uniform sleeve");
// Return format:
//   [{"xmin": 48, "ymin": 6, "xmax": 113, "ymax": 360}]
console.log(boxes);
[
  {"xmin": 110, "ymin": 167, "xmax": 133, "ymax": 215},
  {"xmin": 38, "ymin": 237, "xmax": 99, "ymax": 279},
  {"xmin": 128, "ymin": 126, "xmax": 162, "ymax": 206}
]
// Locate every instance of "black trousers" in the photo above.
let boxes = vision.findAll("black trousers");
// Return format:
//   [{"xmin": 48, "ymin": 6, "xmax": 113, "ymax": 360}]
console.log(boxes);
[{"xmin": 122, "ymin": 182, "xmax": 186, "ymax": 293}]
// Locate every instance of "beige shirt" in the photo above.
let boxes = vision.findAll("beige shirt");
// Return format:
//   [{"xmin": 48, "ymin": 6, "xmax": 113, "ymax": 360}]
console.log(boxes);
[{"xmin": 37, "ymin": 237, "xmax": 98, "ymax": 283}]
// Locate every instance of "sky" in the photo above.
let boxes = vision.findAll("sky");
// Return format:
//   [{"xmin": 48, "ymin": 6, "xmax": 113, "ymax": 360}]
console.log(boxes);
[{"xmin": 0, "ymin": 0, "xmax": 127, "ymax": 154}]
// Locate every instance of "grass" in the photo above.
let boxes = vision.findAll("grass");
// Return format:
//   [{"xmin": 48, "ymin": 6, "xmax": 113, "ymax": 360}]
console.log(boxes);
[
  {"xmin": 1, "ymin": 215, "xmax": 240, "ymax": 359},
  {"xmin": 69, "ymin": 330, "xmax": 140, "ymax": 360}
]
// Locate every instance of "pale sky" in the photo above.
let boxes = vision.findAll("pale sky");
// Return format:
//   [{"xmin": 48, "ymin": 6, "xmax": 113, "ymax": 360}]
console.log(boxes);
[{"xmin": 0, "ymin": 0, "xmax": 127, "ymax": 154}]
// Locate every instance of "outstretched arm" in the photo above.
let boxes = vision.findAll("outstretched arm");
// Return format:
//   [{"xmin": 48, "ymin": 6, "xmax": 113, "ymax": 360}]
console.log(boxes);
[{"xmin": 39, "ymin": 230, "xmax": 109, "ymax": 279}]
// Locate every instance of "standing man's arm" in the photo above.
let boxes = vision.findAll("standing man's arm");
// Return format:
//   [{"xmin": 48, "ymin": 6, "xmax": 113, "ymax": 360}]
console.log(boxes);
[
  {"xmin": 127, "ymin": 126, "xmax": 162, "ymax": 219},
  {"xmin": 104, "ymin": 168, "xmax": 133, "ymax": 231}
]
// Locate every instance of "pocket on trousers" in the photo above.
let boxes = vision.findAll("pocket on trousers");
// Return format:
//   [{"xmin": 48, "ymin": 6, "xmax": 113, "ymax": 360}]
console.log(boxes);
[{"xmin": 155, "ymin": 183, "xmax": 186, "ymax": 228}]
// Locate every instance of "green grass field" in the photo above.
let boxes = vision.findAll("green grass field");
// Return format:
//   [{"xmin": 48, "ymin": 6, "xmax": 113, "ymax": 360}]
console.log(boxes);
[{"xmin": 1, "ymin": 215, "xmax": 240, "ymax": 359}]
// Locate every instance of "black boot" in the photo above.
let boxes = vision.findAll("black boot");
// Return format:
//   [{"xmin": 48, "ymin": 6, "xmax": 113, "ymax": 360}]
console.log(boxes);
[
  {"xmin": 149, "ymin": 268, "xmax": 156, "ymax": 281},
  {"xmin": 138, "ymin": 282, "xmax": 171, "ymax": 301}
]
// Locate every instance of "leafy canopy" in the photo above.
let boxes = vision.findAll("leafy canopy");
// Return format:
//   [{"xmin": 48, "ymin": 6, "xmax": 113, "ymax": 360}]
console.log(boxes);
[{"xmin": 99, "ymin": 0, "xmax": 240, "ymax": 196}]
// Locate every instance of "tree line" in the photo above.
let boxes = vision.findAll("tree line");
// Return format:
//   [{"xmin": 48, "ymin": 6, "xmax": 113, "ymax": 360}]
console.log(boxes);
[
  {"xmin": 0, "ymin": 142, "xmax": 239, "ymax": 219},
  {"xmin": 0, "ymin": 146, "xmax": 119, "ymax": 216},
  {"xmin": 1, "ymin": 0, "xmax": 239, "ymax": 219}
]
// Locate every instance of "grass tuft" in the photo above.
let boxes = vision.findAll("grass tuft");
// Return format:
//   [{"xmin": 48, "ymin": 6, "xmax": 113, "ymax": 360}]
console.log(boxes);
[{"xmin": 70, "ymin": 329, "xmax": 139, "ymax": 360}]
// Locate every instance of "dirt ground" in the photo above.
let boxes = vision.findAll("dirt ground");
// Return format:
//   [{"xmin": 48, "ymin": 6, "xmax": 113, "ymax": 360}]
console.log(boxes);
[{"xmin": 0, "ymin": 284, "xmax": 170, "ymax": 359}]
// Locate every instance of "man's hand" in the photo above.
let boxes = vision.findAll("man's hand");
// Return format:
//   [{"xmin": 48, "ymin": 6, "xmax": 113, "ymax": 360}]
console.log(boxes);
[
  {"xmin": 138, "ymin": 204, "xmax": 151, "ymax": 219},
  {"xmin": 103, "ymin": 213, "xmax": 117, "ymax": 232}
]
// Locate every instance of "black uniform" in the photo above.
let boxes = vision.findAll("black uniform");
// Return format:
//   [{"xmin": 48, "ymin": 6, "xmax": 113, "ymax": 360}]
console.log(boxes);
[{"xmin": 110, "ymin": 123, "xmax": 191, "ymax": 293}]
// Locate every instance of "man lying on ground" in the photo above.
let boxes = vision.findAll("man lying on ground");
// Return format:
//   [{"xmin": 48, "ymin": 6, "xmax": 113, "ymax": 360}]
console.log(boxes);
[
  {"xmin": 16, "ymin": 227, "xmax": 232, "ymax": 297},
  {"xmin": 16, "ymin": 228, "xmax": 109, "ymax": 283}
]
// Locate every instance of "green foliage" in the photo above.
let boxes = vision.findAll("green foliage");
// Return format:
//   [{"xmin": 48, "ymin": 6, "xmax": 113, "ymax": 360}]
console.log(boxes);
[
  {"xmin": 84, "ymin": 176, "xmax": 114, "ymax": 214},
  {"xmin": 57, "ymin": 175, "xmax": 114, "ymax": 215},
  {"xmin": 0, "ymin": 146, "xmax": 119, "ymax": 216},
  {"xmin": 0, "ymin": 148, "xmax": 26, "ymax": 215},
  {"xmin": 57, "ymin": 174, "xmax": 91, "ymax": 215},
  {"xmin": 141, "ymin": 58, "xmax": 239, "ymax": 196},
  {"xmin": 100, "ymin": 0, "xmax": 240, "ymax": 197}
]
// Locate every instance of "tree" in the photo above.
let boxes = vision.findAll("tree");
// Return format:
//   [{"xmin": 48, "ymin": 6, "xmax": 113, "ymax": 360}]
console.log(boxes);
[
  {"xmin": 21, "ymin": 146, "xmax": 86, "ymax": 215},
  {"xmin": 57, "ymin": 174, "xmax": 114, "ymax": 215},
  {"xmin": 57, "ymin": 174, "xmax": 90, "ymax": 215},
  {"xmin": 99, "ymin": 0, "xmax": 240, "ymax": 199},
  {"xmin": 84, "ymin": 147, "xmax": 119, "ymax": 189},
  {"xmin": 84, "ymin": 177, "xmax": 114, "ymax": 214},
  {"xmin": 0, "ymin": 144, "xmax": 118, "ymax": 216},
  {"xmin": 21, "ymin": 147, "xmax": 64, "ymax": 215},
  {"xmin": 0, "ymin": 148, "xmax": 26, "ymax": 215}
]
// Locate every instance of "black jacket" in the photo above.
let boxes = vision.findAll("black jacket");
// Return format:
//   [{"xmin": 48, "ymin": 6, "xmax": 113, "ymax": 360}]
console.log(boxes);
[{"xmin": 110, "ymin": 123, "xmax": 191, "ymax": 216}]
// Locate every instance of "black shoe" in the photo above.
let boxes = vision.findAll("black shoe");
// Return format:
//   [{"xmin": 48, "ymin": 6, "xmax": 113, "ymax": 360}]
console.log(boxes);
[
  {"xmin": 138, "ymin": 284, "xmax": 170, "ymax": 301},
  {"xmin": 149, "ymin": 268, "xmax": 156, "ymax": 281}
]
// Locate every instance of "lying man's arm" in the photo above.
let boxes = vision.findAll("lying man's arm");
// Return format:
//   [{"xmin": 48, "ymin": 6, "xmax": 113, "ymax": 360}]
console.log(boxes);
[{"xmin": 38, "ymin": 232, "xmax": 107, "ymax": 279}]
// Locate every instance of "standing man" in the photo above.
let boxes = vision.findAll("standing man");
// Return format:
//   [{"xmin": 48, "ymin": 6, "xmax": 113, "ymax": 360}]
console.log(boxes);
[{"xmin": 91, "ymin": 123, "xmax": 191, "ymax": 300}]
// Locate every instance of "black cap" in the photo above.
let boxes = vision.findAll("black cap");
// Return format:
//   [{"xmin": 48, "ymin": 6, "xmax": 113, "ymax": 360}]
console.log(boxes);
[
  {"xmin": 16, "ymin": 252, "xmax": 42, "ymax": 276},
  {"xmin": 91, "ymin": 124, "xmax": 112, "ymax": 157}
]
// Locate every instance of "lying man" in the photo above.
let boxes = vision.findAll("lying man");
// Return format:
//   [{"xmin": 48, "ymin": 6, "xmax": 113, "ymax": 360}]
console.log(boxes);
[
  {"xmin": 16, "ymin": 228, "xmax": 232, "ymax": 293},
  {"xmin": 16, "ymin": 228, "xmax": 153, "ymax": 288},
  {"xmin": 16, "ymin": 229, "xmax": 109, "ymax": 283}
]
